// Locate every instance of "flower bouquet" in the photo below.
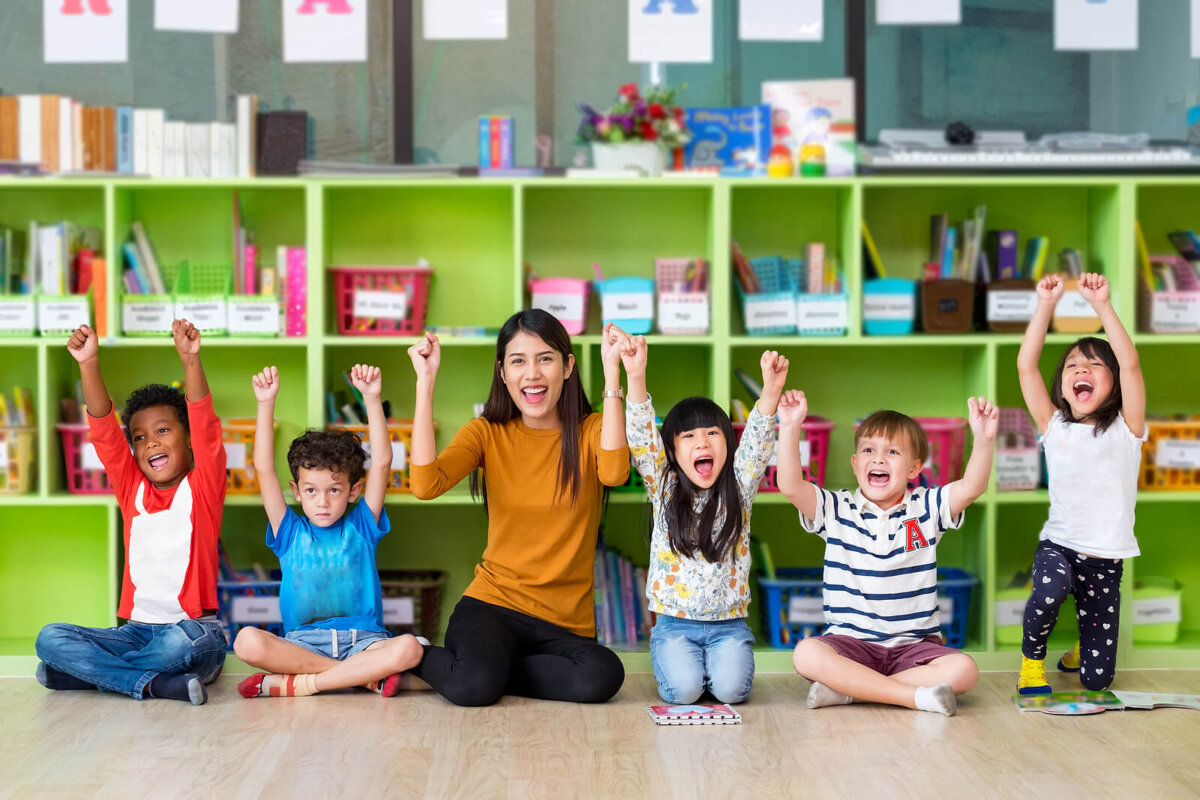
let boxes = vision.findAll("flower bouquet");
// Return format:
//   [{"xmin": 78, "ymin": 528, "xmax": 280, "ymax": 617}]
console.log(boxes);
[{"xmin": 576, "ymin": 83, "xmax": 690, "ymax": 175}]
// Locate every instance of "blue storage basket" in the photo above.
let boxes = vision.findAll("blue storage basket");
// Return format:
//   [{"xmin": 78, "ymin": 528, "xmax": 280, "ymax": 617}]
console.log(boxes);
[
  {"xmin": 738, "ymin": 256, "xmax": 797, "ymax": 336},
  {"xmin": 597, "ymin": 276, "xmax": 655, "ymax": 334},
  {"xmin": 759, "ymin": 566, "xmax": 977, "ymax": 649},
  {"xmin": 783, "ymin": 257, "xmax": 848, "ymax": 337},
  {"xmin": 217, "ymin": 575, "xmax": 284, "ymax": 650},
  {"xmin": 863, "ymin": 277, "xmax": 918, "ymax": 335}
]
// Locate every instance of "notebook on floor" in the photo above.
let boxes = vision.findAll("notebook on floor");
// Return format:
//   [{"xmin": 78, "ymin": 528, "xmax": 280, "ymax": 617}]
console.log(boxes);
[{"xmin": 646, "ymin": 703, "xmax": 742, "ymax": 725}]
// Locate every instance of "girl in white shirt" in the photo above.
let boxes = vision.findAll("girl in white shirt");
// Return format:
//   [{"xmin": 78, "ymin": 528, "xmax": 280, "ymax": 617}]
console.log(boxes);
[{"xmin": 1015, "ymin": 272, "xmax": 1146, "ymax": 695}]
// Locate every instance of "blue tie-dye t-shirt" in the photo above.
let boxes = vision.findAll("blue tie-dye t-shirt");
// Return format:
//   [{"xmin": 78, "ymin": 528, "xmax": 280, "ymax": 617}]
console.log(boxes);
[{"xmin": 268, "ymin": 501, "xmax": 390, "ymax": 633}]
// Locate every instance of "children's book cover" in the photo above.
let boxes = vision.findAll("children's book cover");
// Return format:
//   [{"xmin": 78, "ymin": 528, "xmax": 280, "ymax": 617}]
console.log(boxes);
[
  {"xmin": 683, "ymin": 105, "xmax": 771, "ymax": 171},
  {"xmin": 1012, "ymin": 691, "xmax": 1124, "ymax": 715},
  {"xmin": 647, "ymin": 703, "xmax": 742, "ymax": 725},
  {"xmin": 761, "ymin": 79, "xmax": 855, "ymax": 176},
  {"xmin": 1112, "ymin": 692, "xmax": 1200, "ymax": 711}
]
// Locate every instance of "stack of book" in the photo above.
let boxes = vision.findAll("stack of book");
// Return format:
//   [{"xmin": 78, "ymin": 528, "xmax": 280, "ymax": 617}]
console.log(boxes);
[
  {"xmin": 922, "ymin": 209, "xmax": 1053, "ymax": 284},
  {"xmin": 0, "ymin": 221, "xmax": 102, "ymax": 296},
  {"xmin": 593, "ymin": 541, "xmax": 652, "ymax": 649},
  {"xmin": 0, "ymin": 93, "xmax": 260, "ymax": 178},
  {"xmin": 0, "ymin": 388, "xmax": 36, "ymax": 427}
]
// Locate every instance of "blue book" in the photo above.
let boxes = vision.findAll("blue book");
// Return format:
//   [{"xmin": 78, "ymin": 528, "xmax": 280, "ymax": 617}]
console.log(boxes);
[
  {"xmin": 941, "ymin": 227, "xmax": 957, "ymax": 278},
  {"xmin": 121, "ymin": 242, "xmax": 149, "ymax": 294},
  {"xmin": 116, "ymin": 105, "xmax": 134, "ymax": 174},
  {"xmin": 478, "ymin": 116, "xmax": 491, "ymax": 168},
  {"xmin": 683, "ymin": 105, "xmax": 772, "ymax": 170}
]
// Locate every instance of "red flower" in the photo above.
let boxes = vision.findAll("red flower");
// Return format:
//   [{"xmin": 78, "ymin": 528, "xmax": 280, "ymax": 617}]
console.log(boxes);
[
  {"xmin": 640, "ymin": 122, "xmax": 658, "ymax": 140},
  {"xmin": 619, "ymin": 82, "xmax": 639, "ymax": 100},
  {"xmin": 648, "ymin": 103, "xmax": 665, "ymax": 119}
]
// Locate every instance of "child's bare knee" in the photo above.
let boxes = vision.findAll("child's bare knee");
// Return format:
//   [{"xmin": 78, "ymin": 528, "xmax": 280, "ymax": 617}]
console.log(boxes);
[
  {"xmin": 389, "ymin": 634, "xmax": 423, "ymax": 671},
  {"xmin": 946, "ymin": 654, "xmax": 978, "ymax": 693},
  {"xmin": 233, "ymin": 627, "xmax": 265, "ymax": 662},
  {"xmin": 792, "ymin": 638, "xmax": 825, "ymax": 677}
]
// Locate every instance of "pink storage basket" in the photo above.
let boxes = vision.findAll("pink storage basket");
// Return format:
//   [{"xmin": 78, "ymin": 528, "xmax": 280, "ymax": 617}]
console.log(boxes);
[
  {"xmin": 58, "ymin": 423, "xmax": 112, "ymax": 495},
  {"xmin": 529, "ymin": 277, "xmax": 590, "ymax": 335},
  {"xmin": 852, "ymin": 416, "xmax": 968, "ymax": 488},
  {"xmin": 996, "ymin": 407, "xmax": 1041, "ymax": 491},
  {"xmin": 655, "ymin": 258, "xmax": 710, "ymax": 335},
  {"xmin": 733, "ymin": 416, "xmax": 835, "ymax": 492},
  {"xmin": 330, "ymin": 265, "xmax": 433, "ymax": 336}
]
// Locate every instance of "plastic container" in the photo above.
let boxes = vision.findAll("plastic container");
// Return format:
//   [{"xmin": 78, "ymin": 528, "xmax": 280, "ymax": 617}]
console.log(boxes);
[
  {"xmin": 596, "ymin": 276, "xmax": 654, "ymax": 335},
  {"xmin": 1139, "ymin": 417, "xmax": 1200, "ymax": 491},
  {"xmin": 920, "ymin": 279, "xmax": 976, "ymax": 334},
  {"xmin": 1137, "ymin": 256, "xmax": 1200, "ymax": 334},
  {"xmin": 733, "ymin": 417, "xmax": 835, "ymax": 492},
  {"xmin": 852, "ymin": 416, "xmax": 967, "ymax": 488},
  {"xmin": 986, "ymin": 278, "xmax": 1038, "ymax": 333},
  {"xmin": 655, "ymin": 258, "xmax": 710, "ymax": 335},
  {"xmin": 759, "ymin": 566, "xmax": 976, "ymax": 649},
  {"xmin": 1051, "ymin": 278, "xmax": 1103, "ymax": 334},
  {"xmin": 738, "ymin": 256, "xmax": 797, "ymax": 336},
  {"xmin": 217, "ymin": 568, "xmax": 447, "ymax": 650},
  {"xmin": 863, "ymin": 277, "xmax": 918, "ymax": 335},
  {"xmin": 57, "ymin": 423, "xmax": 113, "ymax": 495},
  {"xmin": 994, "ymin": 586, "xmax": 1030, "ymax": 646},
  {"xmin": 173, "ymin": 261, "xmax": 231, "ymax": 336},
  {"xmin": 222, "ymin": 418, "xmax": 278, "ymax": 495},
  {"xmin": 995, "ymin": 407, "xmax": 1041, "ymax": 491},
  {"xmin": 331, "ymin": 265, "xmax": 433, "ymax": 336},
  {"xmin": 529, "ymin": 276, "xmax": 590, "ymax": 335},
  {"xmin": 1132, "ymin": 576, "xmax": 1183, "ymax": 644},
  {"xmin": 0, "ymin": 425, "xmax": 36, "ymax": 494},
  {"xmin": 0, "ymin": 297, "xmax": 36, "ymax": 337},
  {"xmin": 328, "ymin": 421, "xmax": 418, "ymax": 493}
]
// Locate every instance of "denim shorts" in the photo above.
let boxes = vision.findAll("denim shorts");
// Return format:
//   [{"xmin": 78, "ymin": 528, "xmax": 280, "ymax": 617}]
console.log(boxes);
[{"xmin": 285, "ymin": 628, "xmax": 390, "ymax": 660}]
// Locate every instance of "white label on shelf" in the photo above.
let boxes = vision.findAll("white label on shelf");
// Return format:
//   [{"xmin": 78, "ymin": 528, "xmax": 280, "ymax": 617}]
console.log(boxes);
[
  {"xmin": 602, "ymin": 292, "xmax": 653, "ymax": 322},
  {"xmin": 1133, "ymin": 595, "xmax": 1181, "ymax": 626},
  {"xmin": 0, "ymin": 298, "xmax": 35, "ymax": 331},
  {"xmin": 787, "ymin": 595, "xmax": 824, "ymax": 624},
  {"xmin": 225, "ymin": 442, "xmax": 247, "ymax": 471},
  {"xmin": 122, "ymin": 301, "xmax": 174, "ymax": 333},
  {"xmin": 1157, "ymin": 439, "xmax": 1200, "ymax": 469},
  {"xmin": 1057, "ymin": 290, "xmax": 1100, "ymax": 319},
  {"xmin": 938, "ymin": 594, "xmax": 954, "ymax": 619},
  {"xmin": 231, "ymin": 594, "xmax": 281, "ymax": 623},
  {"xmin": 392, "ymin": 440, "xmax": 408, "ymax": 472},
  {"xmin": 863, "ymin": 292, "xmax": 915, "ymax": 321},
  {"xmin": 987, "ymin": 291, "xmax": 1038, "ymax": 322},
  {"xmin": 996, "ymin": 451, "xmax": 1041, "ymax": 489},
  {"xmin": 796, "ymin": 298, "xmax": 847, "ymax": 330},
  {"xmin": 38, "ymin": 298, "xmax": 90, "ymax": 332},
  {"xmin": 995, "ymin": 598, "xmax": 1028, "ymax": 626},
  {"xmin": 1150, "ymin": 295, "xmax": 1200, "ymax": 332},
  {"xmin": 768, "ymin": 438, "xmax": 810, "ymax": 468},
  {"xmin": 382, "ymin": 596, "xmax": 415, "ymax": 626},
  {"xmin": 658, "ymin": 297, "xmax": 709, "ymax": 331},
  {"xmin": 745, "ymin": 297, "xmax": 797, "ymax": 329},
  {"xmin": 229, "ymin": 301, "xmax": 281, "ymax": 335},
  {"xmin": 0, "ymin": 444, "xmax": 8, "ymax": 470},
  {"xmin": 175, "ymin": 299, "xmax": 227, "ymax": 330},
  {"xmin": 81, "ymin": 442, "xmax": 103, "ymax": 471},
  {"xmin": 353, "ymin": 289, "xmax": 408, "ymax": 321},
  {"xmin": 532, "ymin": 292, "xmax": 584, "ymax": 324}
]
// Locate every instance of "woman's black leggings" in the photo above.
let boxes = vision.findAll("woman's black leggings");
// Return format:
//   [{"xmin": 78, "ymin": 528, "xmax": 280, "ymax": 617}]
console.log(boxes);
[
  {"xmin": 410, "ymin": 596, "xmax": 625, "ymax": 707},
  {"xmin": 1021, "ymin": 539, "xmax": 1124, "ymax": 691}
]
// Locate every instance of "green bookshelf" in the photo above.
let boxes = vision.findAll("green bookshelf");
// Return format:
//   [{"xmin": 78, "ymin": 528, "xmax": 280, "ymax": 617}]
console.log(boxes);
[{"xmin": 1, "ymin": 175, "xmax": 1198, "ymax": 676}]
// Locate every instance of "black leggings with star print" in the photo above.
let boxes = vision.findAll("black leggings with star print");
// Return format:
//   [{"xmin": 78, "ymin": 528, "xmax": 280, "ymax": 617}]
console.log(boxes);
[{"xmin": 1021, "ymin": 539, "xmax": 1125, "ymax": 691}]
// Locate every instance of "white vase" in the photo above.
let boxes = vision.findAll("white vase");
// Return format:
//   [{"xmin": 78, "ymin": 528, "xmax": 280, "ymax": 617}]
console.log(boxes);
[{"xmin": 590, "ymin": 141, "xmax": 666, "ymax": 177}]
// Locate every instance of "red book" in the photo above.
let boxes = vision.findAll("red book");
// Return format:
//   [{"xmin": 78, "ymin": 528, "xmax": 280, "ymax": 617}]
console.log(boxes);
[
  {"xmin": 77, "ymin": 249, "xmax": 94, "ymax": 294},
  {"xmin": 489, "ymin": 116, "xmax": 501, "ymax": 169}
]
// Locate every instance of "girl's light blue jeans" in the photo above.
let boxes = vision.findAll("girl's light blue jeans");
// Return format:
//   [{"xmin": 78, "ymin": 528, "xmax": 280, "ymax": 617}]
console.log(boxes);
[{"xmin": 649, "ymin": 615, "xmax": 755, "ymax": 705}]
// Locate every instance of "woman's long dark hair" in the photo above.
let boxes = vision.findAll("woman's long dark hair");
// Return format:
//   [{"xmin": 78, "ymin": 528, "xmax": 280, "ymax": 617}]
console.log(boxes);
[
  {"xmin": 659, "ymin": 397, "xmax": 744, "ymax": 563},
  {"xmin": 1050, "ymin": 336, "xmax": 1122, "ymax": 436},
  {"xmin": 469, "ymin": 310, "xmax": 593, "ymax": 505}
]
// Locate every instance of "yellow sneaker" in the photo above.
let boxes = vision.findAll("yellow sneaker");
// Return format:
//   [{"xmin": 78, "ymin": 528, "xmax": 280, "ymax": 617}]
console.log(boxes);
[
  {"xmin": 1057, "ymin": 641, "xmax": 1081, "ymax": 673},
  {"xmin": 1017, "ymin": 656, "xmax": 1052, "ymax": 695}
]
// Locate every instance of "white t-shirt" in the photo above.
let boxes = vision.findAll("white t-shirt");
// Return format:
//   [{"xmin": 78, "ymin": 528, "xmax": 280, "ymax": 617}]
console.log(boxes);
[{"xmin": 1040, "ymin": 411, "xmax": 1145, "ymax": 559}]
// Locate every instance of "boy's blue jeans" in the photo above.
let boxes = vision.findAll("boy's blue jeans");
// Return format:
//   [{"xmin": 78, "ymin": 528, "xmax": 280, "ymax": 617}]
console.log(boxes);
[
  {"xmin": 36, "ymin": 619, "xmax": 227, "ymax": 699},
  {"xmin": 649, "ymin": 615, "xmax": 755, "ymax": 704}
]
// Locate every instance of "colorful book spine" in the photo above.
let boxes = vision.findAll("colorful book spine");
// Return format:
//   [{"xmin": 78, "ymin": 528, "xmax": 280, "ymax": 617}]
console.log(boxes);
[
  {"xmin": 122, "ymin": 242, "xmax": 149, "ymax": 294},
  {"xmin": 116, "ymin": 105, "xmax": 133, "ymax": 174},
  {"xmin": 806, "ymin": 242, "xmax": 825, "ymax": 295},
  {"xmin": 489, "ymin": 117, "xmax": 501, "ymax": 169},
  {"xmin": 499, "ymin": 116, "xmax": 513, "ymax": 168},
  {"xmin": 941, "ymin": 226, "xmax": 957, "ymax": 279},
  {"xmin": 92, "ymin": 256, "xmax": 107, "ymax": 336},
  {"xmin": 243, "ymin": 244, "xmax": 257, "ymax": 296},
  {"xmin": 285, "ymin": 247, "xmax": 307, "ymax": 337},
  {"xmin": 478, "ymin": 116, "xmax": 491, "ymax": 167}
]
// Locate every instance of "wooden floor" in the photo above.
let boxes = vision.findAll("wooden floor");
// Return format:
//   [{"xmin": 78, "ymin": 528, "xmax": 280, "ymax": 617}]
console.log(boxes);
[{"xmin": 5, "ymin": 670, "xmax": 1200, "ymax": 799}]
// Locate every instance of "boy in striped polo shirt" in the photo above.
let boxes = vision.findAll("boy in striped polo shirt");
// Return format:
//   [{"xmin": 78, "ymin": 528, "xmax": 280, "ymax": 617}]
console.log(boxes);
[{"xmin": 775, "ymin": 392, "xmax": 998, "ymax": 716}]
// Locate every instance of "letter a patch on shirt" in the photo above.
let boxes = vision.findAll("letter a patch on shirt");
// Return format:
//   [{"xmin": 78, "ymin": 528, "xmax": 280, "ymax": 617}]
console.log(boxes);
[{"xmin": 903, "ymin": 518, "xmax": 929, "ymax": 552}]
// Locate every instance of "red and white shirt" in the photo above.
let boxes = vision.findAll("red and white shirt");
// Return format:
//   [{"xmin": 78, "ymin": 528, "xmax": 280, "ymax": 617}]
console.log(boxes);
[{"xmin": 89, "ymin": 394, "xmax": 226, "ymax": 623}]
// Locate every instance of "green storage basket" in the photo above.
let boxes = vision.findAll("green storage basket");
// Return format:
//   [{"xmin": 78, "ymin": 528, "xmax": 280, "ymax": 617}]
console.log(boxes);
[
  {"xmin": 172, "ymin": 261, "xmax": 231, "ymax": 336},
  {"xmin": 1133, "ymin": 577, "xmax": 1183, "ymax": 644}
]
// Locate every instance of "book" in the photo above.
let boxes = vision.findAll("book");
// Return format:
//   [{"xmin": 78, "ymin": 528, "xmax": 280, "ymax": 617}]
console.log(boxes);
[
  {"xmin": 761, "ymin": 79, "xmax": 856, "ymax": 177},
  {"xmin": 71, "ymin": 100, "xmax": 83, "ymax": 173},
  {"xmin": 733, "ymin": 367, "xmax": 763, "ymax": 400},
  {"xmin": 987, "ymin": 229, "xmax": 1018, "ymax": 280},
  {"xmin": 1167, "ymin": 230, "xmax": 1200, "ymax": 262},
  {"xmin": 243, "ymin": 245, "xmax": 258, "ymax": 296},
  {"xmin": 40, "ymin": 95, "xmax": 60, "ymax": 174},
  {"xmin": 499, "ymin": 116, "xmax": 513, "ymax": 169},
  {"xmin": 58, "ymin": 96, "xmax": 74, "ymax": 173},
  {"xmin": 489, "ymin": 116, "xmax": 501, "ymax": 170},
  {"xmin": 861, "ymin": 219, "xmax": 885, "ymax": 279},
  {"xmin": 1112, "ymin": 691, "xmax": 1200, "ymax": 711},
  {"xmin": 941, "ymin": 226, "xmax": 957, "ymax": 279},
  {"xmin": 647, "ymin": 703, "xmax": 742, "ymax": 726},
  {"xmin": 92, "ymin": 256, "xmax": 107, "ymax": 336},
  {"xmin": 132, "ymin": 108, "xmax": 149, "ymax": 175},
  {"xmin": 17, "ymin": 95, "xmax": 41, "ymax": 166},
  {"xmin": 0, "ymin": 96, "xmax": 18, "ymax": 161},
  {"xmin": 186, "ymin": 123, "xmax": 211, "ymax": 178},
  {"xmin": 101, "ymin": 107, "xmax": 116, "ymax": 172},
  {"xmin": 130, "ymin": 221, "xmax": 166, "ymax": 294},
  {"xmin": 806, "ymin": 243, "xmax": 825, "ymax": 295},
  {"xmin": 1135, "ymin": 222, "xmax": 1155, "ymax": 289},
  {"xmin": 683, "ymin": 105, "xmax": 772, "ymax": 171},
  {"xmin": 236, "ymin": 95, "xmax": 258, "ymax": 178},
  {"xmin": 122, "ymin": 242, "xmax": 150, "ymax": 294},
  {"xmin": 116, "ymin": 105, "xmax": 133, "ymax": 174},
  {"xmin": 285, "ymin": 247, "xmax": 307, "ymax": 336},
  {"xmin": 478, "ymin": 116, "xmax": 490, "ymax": 167},
  {"xmin": 1012, "ymin": 691, "xmax": 1124, "ymax": 715}
]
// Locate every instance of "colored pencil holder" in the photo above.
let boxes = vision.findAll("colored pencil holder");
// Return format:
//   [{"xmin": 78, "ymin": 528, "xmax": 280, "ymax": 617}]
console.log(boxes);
[
  {"xmin": 920, "ymin": 279, "xmax": 976, "ymax": 334},
  {"xmin": 331, "ymin": 265, "xmax": 433, "ymax": 336},
  {"xmin": 596, "ymin": 276, "xmax": 654, "ymax": 335},
  {"xmin": 655, "ymin": 258, "xmax": 709, "ymax": 335},
  {"xmin": 529, "ymin": 277, "xmax": 590, "ymax": 335},
  {"xmin": 862, "ymin": 278, "xmax": 917, "ymax": 335}
]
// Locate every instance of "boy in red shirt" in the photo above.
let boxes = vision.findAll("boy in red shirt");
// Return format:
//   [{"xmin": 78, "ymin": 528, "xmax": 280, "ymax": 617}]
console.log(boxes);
[{"xmin": 35, "ymin": 320, "xmax": 227, "ymax": 705}]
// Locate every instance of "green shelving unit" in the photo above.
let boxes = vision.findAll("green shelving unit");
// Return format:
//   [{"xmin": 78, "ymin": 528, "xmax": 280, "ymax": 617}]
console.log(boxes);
[{"xmin": 1, "ymin": 175, "xmax": 1198, "ymax": 677}]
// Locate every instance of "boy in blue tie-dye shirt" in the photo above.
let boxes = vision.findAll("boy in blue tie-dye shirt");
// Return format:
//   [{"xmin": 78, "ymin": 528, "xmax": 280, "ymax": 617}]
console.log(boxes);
[{"xmin": 233, "ymin": 363, "xmax": 424, "ymax": 698}]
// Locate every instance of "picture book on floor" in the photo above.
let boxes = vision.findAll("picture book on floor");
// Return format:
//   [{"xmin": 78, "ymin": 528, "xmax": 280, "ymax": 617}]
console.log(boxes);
[
  {"xmin": 1014, "ymin": 691, "xmax": 1200, "ymax": 715},
  {"xmin": 646, "ymin": 703, "xmax": 742, "ymax": 726}
]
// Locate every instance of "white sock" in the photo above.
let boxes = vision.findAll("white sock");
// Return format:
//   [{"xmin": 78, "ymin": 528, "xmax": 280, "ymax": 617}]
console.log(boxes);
[
  {"xmin": 913, "ymin": 683, "xmax": 957, "ymax": 716},
  {"xmin": 806, "ymin": 681, "xmax": 854, "ymax": 709}
]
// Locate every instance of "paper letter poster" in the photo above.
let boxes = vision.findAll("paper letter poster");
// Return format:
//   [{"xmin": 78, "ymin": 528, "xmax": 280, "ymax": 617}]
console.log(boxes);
[{"xmin": 629, "ymin": 0, "xmax": 713, "ymax": 64}]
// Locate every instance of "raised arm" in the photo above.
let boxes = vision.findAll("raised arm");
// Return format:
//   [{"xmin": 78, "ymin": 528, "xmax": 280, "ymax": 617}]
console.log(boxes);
[
  {"xmin": 251, "ymin": 366, "xmax": 288, "ymax": 537},
  {"xmin": 947, "ymin": 396, "xmax": 999, "ymax": 519},
  {"xmin": 172, "ymin": 319, "xmax": 210, "ymax": 401},
  {"xmin": 599, "ymin": 322, "xmax": 630, "ymax": 452},
  {"xmin": 407, "ymin": 332, "xmax": 440, "ymax": 469},
  {"xmin": 1078, "ymin": 272, "xmax": 1145, "ymax": 437},
  {"xmin": 775, "ymin": 389, "xmax": 819, "ymax": 520},
  {"xmin": 756, "ymin": 350, "xmax": 787, "ymax": 417},
  {"xmin": 1017, "ymin": 275, "xmax": 1063, "ymax": 433},
  {"xmin": 350, "ymin": 363, "xmax": 391, "ymax": 523},
  {"xmin": 67, "ymin": 324, "xmax": 113, "ymax": 418}
]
